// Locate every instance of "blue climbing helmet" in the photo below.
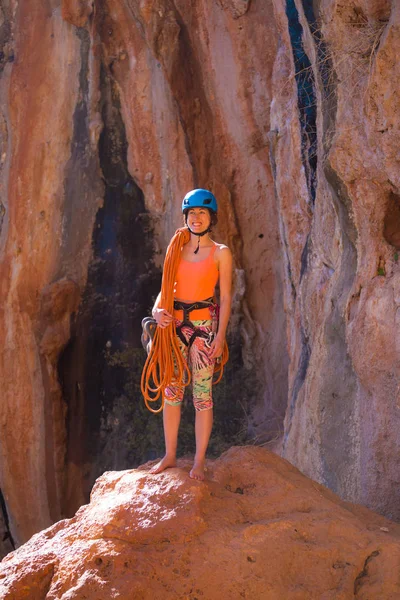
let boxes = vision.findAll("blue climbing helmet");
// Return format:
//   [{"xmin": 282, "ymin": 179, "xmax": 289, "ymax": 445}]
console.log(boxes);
[{"xmin": 181, "ymin": 188, "xmax": 218, "ymax": 214}]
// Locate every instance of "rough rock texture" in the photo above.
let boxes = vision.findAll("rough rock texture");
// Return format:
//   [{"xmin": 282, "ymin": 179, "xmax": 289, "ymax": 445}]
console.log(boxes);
[
  {"xmin": 0, "ymin": 0, "xmax": 287, "ymax": 551},
  {"xmin": 99, "ymin": 0, "xmax": 287, "ymax": 422},
  {"xmin": 1, "ymin": 447, "xmax": 400, "ymax": 599},
  {"xmin": 0, "ymin": 0, "xmax": 103, "ymax": 549},
  {"xmin": 270, "ymin": 0, "xmax": 400, "ymax": 521},
  {"xmin": 1, "ymin": 0, "xmax": 400, "ymax": 555}
]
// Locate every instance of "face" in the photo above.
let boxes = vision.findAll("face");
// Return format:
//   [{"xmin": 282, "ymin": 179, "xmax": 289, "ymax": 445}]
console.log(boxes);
[{"xmin": 186, "ymin": 207, "xmax": 211, "ymax": 233}]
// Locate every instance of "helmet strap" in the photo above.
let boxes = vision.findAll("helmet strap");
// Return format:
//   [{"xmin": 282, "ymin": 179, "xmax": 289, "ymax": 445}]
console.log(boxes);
[{"xmin": 186, "ymin": 224, "xmax": 211, "ymax": 254}]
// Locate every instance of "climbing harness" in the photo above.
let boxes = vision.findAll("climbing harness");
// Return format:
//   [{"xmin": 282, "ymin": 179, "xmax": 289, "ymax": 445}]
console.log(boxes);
[
  {"xmin": 173, "ymin": 297, "xmax": 215, "ymax": 349},
  {"xmin": 141, "ymin": 225, "xmax": 229, "ymax": 413}
]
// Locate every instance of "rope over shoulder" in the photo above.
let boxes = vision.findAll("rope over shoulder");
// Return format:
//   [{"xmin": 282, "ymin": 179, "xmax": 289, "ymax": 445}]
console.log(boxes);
[{"xmin": 141, "ymin": 227, "xmax": 229, "ymax": 413}]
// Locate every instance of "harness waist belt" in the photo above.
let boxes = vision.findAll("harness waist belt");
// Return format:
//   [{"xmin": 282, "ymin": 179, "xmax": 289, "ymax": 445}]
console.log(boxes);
[
  {"xmin": 173, "ymin": 297, "xmax": 214, "ymax": 324},
  {"xmin": 173, "ymin": 297, "xmax": 214, "ymax": 348}
]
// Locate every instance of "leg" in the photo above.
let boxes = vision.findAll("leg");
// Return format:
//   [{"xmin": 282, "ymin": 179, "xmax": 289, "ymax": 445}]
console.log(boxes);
[
  {"xmin": 150, "ymin": 402, "xmax": 182, "ymax": 474},
  {"xmin": 188, "ymin": 321, "xmax": 215, "ymax": 481},
  {"xmin": 190, "ymin": 407, "xmax": 213, "ymax": 481},
  {"xmin": 150, "ymin": 321, "xmax": 187, "ymax": 475}
]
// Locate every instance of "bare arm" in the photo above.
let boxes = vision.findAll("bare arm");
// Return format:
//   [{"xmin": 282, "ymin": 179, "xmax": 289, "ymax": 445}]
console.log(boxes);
[
  {"xmin": 152, "ymin": 292, "xmax": 161, "ymax": 314},
  {"xmin": 210, "ymin": 245, "xmax": 233, "ymax": 358},
  {"xmin": 152, "ymin": 292, "xmax": 173, "ymax": 328}
]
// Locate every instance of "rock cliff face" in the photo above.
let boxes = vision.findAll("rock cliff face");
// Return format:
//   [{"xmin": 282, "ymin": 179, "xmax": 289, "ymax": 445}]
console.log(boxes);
[
  {"xmin": 0, "ymin": 0, "xmax": 399, "ymax": 553},
  {"xmin": 273, "ymin": 0, "xmax": 400, "ymax": 522},
  {"xmin": 1, "ymin": 447, "xmax": 400, "ymax": 599}
]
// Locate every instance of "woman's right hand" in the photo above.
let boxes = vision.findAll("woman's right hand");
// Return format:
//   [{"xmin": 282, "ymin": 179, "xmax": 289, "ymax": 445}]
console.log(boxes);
[{"xmin": 152, "ymin": 307, "xmax": 173, "ymax": 328}]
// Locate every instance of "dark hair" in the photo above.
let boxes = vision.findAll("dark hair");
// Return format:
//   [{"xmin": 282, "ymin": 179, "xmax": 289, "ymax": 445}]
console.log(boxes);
[
  {"xmin": 210, "ymin": 211, "xmax": 218, "ymax": 227},
  {"xmin": 183, "ymin": 208, "xmax": 218, "ymax": 229}
]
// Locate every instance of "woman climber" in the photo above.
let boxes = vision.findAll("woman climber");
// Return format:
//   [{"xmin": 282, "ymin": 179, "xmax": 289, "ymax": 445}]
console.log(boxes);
[{"xmin": 141, "ymin": 188, "xmax": 233, "ymax": 480}]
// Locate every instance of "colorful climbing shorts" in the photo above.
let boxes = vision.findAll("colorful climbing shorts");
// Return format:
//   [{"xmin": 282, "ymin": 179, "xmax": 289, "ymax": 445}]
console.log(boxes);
[{"xmin": 165, "ymin": 320, "xmax": 215, "ymax": 412}]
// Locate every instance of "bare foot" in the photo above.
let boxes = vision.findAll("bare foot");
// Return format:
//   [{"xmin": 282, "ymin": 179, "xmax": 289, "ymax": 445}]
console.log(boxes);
[
  {"xmin": 189, "ymin": 461, "xmax": 206, "ymax": 481},
  {"xmin": 149, "ymin": 455, "xmax": 176, "ymax": 474}
]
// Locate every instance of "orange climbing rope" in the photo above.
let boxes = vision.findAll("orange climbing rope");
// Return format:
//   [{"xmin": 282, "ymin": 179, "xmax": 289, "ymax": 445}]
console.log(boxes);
[{"xmin": 141, "ymin": 226, "xmax": 229, "ymax": 413}]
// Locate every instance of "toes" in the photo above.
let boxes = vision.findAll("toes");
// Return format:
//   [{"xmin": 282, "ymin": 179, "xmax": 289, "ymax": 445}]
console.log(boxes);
[{"xmin": 189, "ymin": 468, "xmax": 205, "ymax": 481}]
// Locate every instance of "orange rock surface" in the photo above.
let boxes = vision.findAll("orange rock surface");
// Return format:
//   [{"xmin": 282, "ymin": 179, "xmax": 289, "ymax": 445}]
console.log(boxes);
[
  {"xmin": 271, "ymin": 0, "xmax": 400, "ymax": 522},
  {"xmin": 0, "ymin": 0, "xmax": 103, "ymax": 548},
  {"xmin": 0, "ymin": 0, "xmax": 286, "ymax": 548},
  {"xmin": 1, "ymin": 0, "xmax": 400, "ymax": 556},
  {"xmin": 1, "ymin": 447, "xmax": 400, "ymax": 599}
]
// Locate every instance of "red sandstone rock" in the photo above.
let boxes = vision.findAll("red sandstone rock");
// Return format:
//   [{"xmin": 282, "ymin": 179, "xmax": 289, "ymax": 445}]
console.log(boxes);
[
  {"xmin": 0, "ymin": 0, "xmax": 287, "ymax": 547},
  {"xmin": 1, "ymin": 447, "xmax": 400, "ymax": 599},
  {"xmin": 0, "ymin": 1, "xmax": 103, "ymax": 547},
  {"xmin": 1, "ymin": 0, "xmax": 400, "ymax": 556},
  {"xmin": 270, "ymin": 0, "xmax": 400, "ymax": 520},
  {"xmin": 103, "ymin": 0, "xmax": 287, "ymax": 435},
  {"xmin": 62, "ymin": 0, "xmax": 93, "ymax": 28}
]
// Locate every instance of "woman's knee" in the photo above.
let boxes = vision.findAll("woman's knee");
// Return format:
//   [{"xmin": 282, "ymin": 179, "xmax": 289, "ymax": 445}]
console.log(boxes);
[{"xmin": 193, "ymin": 397, "xmax": 213, "ymax": 411}]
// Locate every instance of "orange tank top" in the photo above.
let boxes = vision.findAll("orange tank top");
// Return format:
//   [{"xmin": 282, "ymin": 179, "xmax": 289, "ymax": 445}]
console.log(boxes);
[{"xmin": 174, "ymin": 244, "xmax": 219, "ymax": 320}]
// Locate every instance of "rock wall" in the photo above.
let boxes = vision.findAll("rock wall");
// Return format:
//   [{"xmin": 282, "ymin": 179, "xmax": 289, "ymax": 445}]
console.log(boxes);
[
  {"xmin": 0, "ymin": 0, "xmax": 399, "ymax": 552},
  {"xmin": 0, "ymin": 0, "xmax": 287, "ymax": 551},
  {"xmin": 271, "ymin": 0, "xmax": 400, "ymax": 521},
  {"xmin": 0, "ymin": 0, "xmax": 103, "ymax": 549}
]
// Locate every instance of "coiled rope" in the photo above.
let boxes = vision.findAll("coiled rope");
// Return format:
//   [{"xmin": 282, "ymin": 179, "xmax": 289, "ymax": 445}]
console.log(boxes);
[{"xmin": 141, "ymin": 226, "xmax": 229, "ymax": 413}]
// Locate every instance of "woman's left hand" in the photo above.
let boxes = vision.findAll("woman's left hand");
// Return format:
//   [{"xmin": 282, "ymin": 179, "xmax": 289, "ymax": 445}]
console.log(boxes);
[{"xmin": 209, "ymin": 334, "xmax": 224, "ymax": 360}]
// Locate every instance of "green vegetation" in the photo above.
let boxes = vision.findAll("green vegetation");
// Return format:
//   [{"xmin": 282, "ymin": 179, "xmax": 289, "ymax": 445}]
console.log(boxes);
[{"xmin": 101, "ymin": 337, "xmax": 253, "ymax": 469}]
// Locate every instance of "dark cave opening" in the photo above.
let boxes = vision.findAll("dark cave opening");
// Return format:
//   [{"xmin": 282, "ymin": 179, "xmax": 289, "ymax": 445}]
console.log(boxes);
[
  {"xmin": 58, "ymin": 67, "xmax": 161, "ymax": 515},
  {"xmin": 0, "ymin": 488, "xmax": 14, "ymax": 557},
  {"xmin": 300, "ymin": 0, "xmax": 337, "ymax": 157},
  {"xmin": 383, "ymin": 192, "xmax": 400, "ymax": 250},
  {"xmin": 285, "ymin": 0, "xmax": 317, "ymax": 204},
  {"xmin": 300, "ymin": 0, "xmax": 332, "ymax": 98},
  {"xmin": 58, "ymin": 64, "xmax": 250, "ymax": 518},
  {"xmin": 56, "ymin": 9, "xmax": 263, "ymax": 517}
]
